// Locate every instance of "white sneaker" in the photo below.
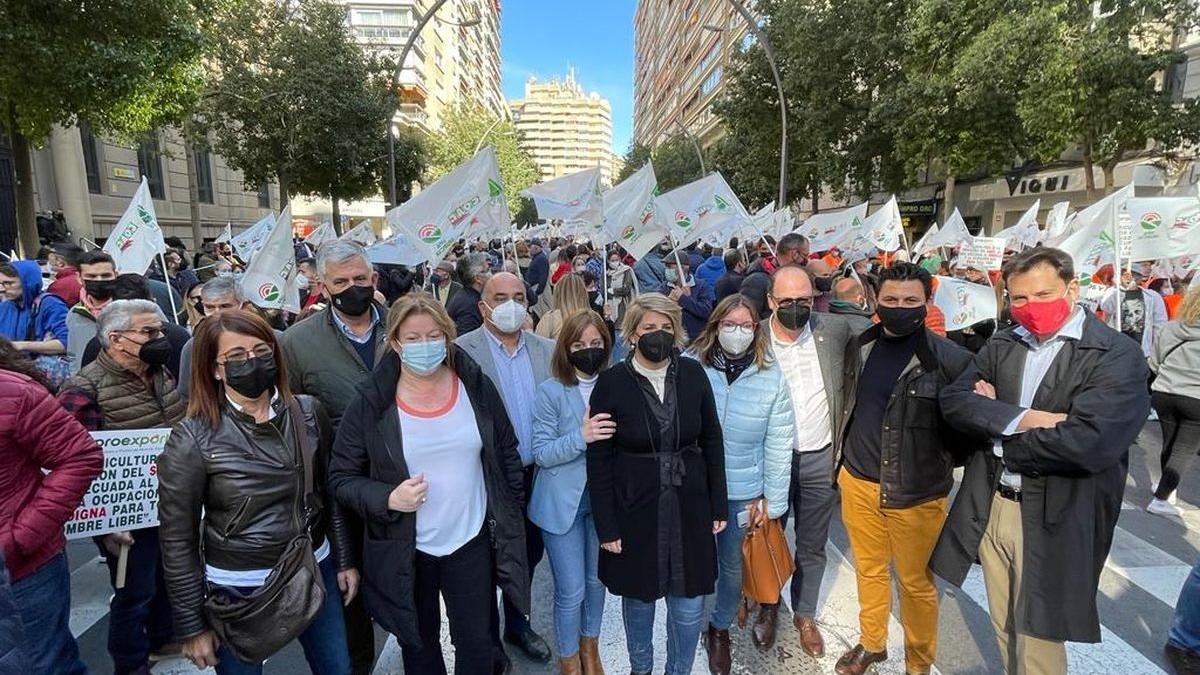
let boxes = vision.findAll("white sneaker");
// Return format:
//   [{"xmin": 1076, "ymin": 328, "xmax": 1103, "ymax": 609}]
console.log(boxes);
[
  {"xmin": 1147, "ymin": 498, "xmax": 1181, "ymax": 517},
  {"xmin": 1152, "ymin": 482, "xmax": 1179, "ymax": 505},
  {"xmin": 1149, "ymin": 409, "xmax": 1159, "ymax": 421}
]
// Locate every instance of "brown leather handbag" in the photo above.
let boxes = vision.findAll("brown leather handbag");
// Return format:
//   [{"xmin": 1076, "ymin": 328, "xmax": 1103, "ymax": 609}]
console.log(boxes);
[
  {"xmin": 740, "ymin": 498, "xmax": 795, "ymax": 604},
  {"xmin": 202, "ymin": 402, "xmax": 325, "ymax": 663}
]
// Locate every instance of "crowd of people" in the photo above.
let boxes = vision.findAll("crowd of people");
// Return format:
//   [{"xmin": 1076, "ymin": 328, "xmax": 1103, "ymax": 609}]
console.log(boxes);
[{"xmin": 0, "ymin": 225, "xmax": 1198, "ymax": 675}]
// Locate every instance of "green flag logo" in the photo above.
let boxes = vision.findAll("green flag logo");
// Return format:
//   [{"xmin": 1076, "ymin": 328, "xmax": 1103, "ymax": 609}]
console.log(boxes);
[
  {"xmin": 714, "ymin": 195, "xmax": 730, "ymax": 211},
  {"xmin": 1140, "ymin": 211, "xmax": 1162, "ymax": 232},
  {"xmin": 258, "ymin": 283, "xmax": 280, "ymax": 303},
  {"xmin": 488, "ymin": 179, "xmax": 503, "ymax": 199},
  {"xmin": 621, "ymin": 224, "xmax": 636, "ymax": 240},
  {"xmin": 674, "ymin": 210, "xmax": 691, "ymax": 229},
  {"xmin": 418, "ymin": 224, "xmax": 443, "ymax": 244}
]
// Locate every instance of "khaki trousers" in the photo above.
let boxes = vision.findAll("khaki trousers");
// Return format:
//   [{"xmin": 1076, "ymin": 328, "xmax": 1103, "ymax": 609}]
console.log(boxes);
[
  {"xmin": 978, "ymin": 492, "xmax": 1068, "ymax": 675},
  {"xmin": 838, "ymin": 468, "xmax": 947, "ymax": 674}
]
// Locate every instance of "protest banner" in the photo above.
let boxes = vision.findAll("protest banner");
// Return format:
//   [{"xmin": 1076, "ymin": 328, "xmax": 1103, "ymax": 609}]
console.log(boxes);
[
  {"xmin": 956, "ymin": 236, "xmax": 1006, "ymax": 271},
  {"xmin": 104, "ymin": 178, "xmax": 166, "ymax": 275},
  {"xmin": 933, "ymin": 276, "xmax": 998, "ymax": 331},
  {"xmin": 65, "ymin": 428, "xmax": 171, "ymax": 540}
]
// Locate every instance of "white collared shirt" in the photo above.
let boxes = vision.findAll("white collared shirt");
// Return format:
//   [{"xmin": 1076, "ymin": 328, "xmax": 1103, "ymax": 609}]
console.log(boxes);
[
  {"xmin": 993, "ymin": 307, "xmax": 1087, "ymax": 489},
  {"xmin": 771, "ymin": 322, "xmax": 832, "ymax": 453}
]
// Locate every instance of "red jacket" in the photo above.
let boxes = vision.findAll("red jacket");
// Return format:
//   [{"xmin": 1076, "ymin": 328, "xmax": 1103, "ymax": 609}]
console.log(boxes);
[
  {"xmin": 0, "ymin": 370, "xmax": 102, "ymax": 581},
  {"xmin": 48, "ymin": 267, "xmax": 82, "ymax": 307}
]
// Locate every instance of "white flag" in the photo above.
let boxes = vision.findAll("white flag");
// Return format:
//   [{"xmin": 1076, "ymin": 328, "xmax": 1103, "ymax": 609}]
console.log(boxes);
[
  {"xmin": 231, "ymin": 213, "xmax": 276, "ymax": 262},
  {"xmin": 215, "ymin": 223, "xmax": 233, "ymax": 244},
  {"xmin": 387, "ymin": 147, "xmax": 508, "ymax": 265},
  {"xmin": 522, "ymin": 167, "xmax": 603, "ymax": 225},
  {"xmin": 241, "ymin": 205, "xmax": 300, "ymax": 313},
  {"xmin": 841, "ymin": 196, "xmax": 903, "ymax": 257},
  {"xmin": 1059, "ymin": 196, "xmax": 1118, "ymax": 282},
  {"xmin": 1043, "ymin": 202, "xmax": 1072, "ymax": 242},
  {"xmin": 1125, "ymin": 197, "xmax": 1200, "ymax": 262},
  {"xmin": 340, "ymin": 220, "xmax": 378, "ymax": 247},
  {"xmin": 801, "ymin": 202, "xmax": 869, "ymax": 252},
  {"xmin": 104, "ymin": 178, "xmax": 166, "ymax": 274},
  {"xmin": 367, "ymin": 226, "xmax": 426, "ymax": 267},
  {"xmin": 912, "ymin": 224, "xmax": 940, "ymax": 259},
  {"xmin": 304, "ymin": 221, "xmax": 337, "ymax": 249},
  {"xmin": 601, "ymin": 163, "xmax": 666, "ymax": 261},
  {"xmin": 996, "ymin": 200, "xmax": 1041, "ymax": 251},
  {"xmin": 654, "ymin": 173, "xmax": 751, "ymax": 250},
  {"xmin": 933, "ymin": 275, "xmax": 998, "ymax": 331},
  {"xmin": 915, "ymin": 208, "xmax": 973, "ymax": 255}
]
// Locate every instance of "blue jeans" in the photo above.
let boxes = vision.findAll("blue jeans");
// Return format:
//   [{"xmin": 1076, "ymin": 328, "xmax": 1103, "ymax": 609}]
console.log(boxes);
[
  {"xmin": 709, "ymin": 498, "xmax": 754, "ymax": 630},
  {"xmin": 1170, "ymin": 555, "xmax": 1200, "ymax": 654},
  {"xmin": 10, "ymin": 552, "xmax": 87, "ymax": 675},
  {"xmin": 214, "ymin": 556, "xmax": 351, "ymax": 675},
  {"xmin": 541, "ymin": 497, "xmax": 606, "ymax": 656},
  {"xmin": 622, "ymin": 595, "xmax": 705, "ymax": 675},
  {"xmin": 99, "ymin": 526, "xmax": 173, "ymax": 674}
]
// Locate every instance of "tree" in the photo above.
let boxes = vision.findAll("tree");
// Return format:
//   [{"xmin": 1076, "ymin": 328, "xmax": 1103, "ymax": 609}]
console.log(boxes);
[
  {"xmin": 614, "ymin": 136, "xmax": 704, "ymax": 193},
  {"xmin": 0, "ymin": 0, "xmax": 208, "ymax": 255},
  {"xmin": 1019, "ymin": 0, "xmax": 1200, "ymax": 199},
  {"xmin": 426, "ymin": 104, "xmax": 539, "ymax": 217},
  {"xmin": 391, "ymin": 124, "xmax": 428, "ymax": 204},
  {"xmin": 199, "ymin": 0, "xmax": 399, "ymax": 233}
]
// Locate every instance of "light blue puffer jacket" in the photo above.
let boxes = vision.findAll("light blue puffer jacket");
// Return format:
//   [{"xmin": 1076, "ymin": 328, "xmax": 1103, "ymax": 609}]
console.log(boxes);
[{"xmin": 702, "ymin": 360, "xmax": 795, "ymax": 518}]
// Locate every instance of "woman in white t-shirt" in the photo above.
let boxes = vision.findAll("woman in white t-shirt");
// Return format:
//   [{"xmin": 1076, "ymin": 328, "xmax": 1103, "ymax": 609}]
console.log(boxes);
[
  {"xmin": 529, "ymin": 310, "xmax": 614, "ymax": 674},
  {"xmin": 328, "ymin": 293, "xmax": 528, "ymax": 675}
]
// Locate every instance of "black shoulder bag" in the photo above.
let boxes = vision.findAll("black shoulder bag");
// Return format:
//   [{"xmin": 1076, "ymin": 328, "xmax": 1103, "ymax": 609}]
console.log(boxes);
[{"xmin": 202, "ymin": 401, "xmax": 326, "ymax": 663}]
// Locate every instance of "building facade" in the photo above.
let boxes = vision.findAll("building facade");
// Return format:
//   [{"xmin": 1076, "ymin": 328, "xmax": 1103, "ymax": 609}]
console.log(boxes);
[
  {"xmin": 510, "ymin": 70, "xmax": 616, "ymax": 186},
  {"xmin": 632, "ymin": 0, "xmax": 749, "ymax": 150}
]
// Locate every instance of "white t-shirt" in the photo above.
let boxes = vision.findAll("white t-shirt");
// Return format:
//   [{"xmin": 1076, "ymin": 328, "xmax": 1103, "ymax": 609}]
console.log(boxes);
[
  {"xmin": 398, "ymin": 378, "xmax": 487, "ymax": 556},
  {"xmin": 577, "ymin": 373, "xmax": 599, "ymax": 404},
  {"xmin": 631, "ymin": 357, "xmax": 669, "ymax": 401}
]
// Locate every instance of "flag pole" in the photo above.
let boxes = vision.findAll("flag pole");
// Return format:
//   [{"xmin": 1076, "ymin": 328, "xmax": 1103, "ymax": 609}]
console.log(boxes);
[{"xmin": 157, "ymin": 251, "xmax": 181, "ymax": 325}]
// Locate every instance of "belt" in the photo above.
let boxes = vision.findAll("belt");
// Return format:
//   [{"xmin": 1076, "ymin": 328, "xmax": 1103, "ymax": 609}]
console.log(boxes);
[{"xmin": 997, "ymin": 484, "xmax": 1022, "ymax": 502}]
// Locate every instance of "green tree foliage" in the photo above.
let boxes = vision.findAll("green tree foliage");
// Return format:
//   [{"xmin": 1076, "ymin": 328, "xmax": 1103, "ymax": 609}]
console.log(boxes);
[
  {"xmin": 0, "ymin": 0, "xmax": 210, "ymax": 254},
  {"xmin": 426, "ymin": 104, "xmax": 538, "ymax": 217},
  {"xmin": 615, "ymin": 136, "xmax": 705, "ymax": 192},
  {"xmin": 199, "ymin": 0, "xmax": 399, "ymax": 231}
]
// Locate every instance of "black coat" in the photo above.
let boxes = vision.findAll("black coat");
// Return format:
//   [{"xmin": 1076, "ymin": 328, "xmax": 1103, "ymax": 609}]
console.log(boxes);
[
  {"xmin": 836, "ymin": 325, "xmax": 977, "ymax": 508},
  {"xmin": 524, "ymin": 251, "xmax": 550, "ymax": 297},
  {"xmin": 932, "ymin": 311, "xmax": 1150, "ymax": 643},
  {"xmin": 713, "ymin": 270, "xmax": 746, "ymax": 303},
  {"xmin": 586, "ymin": 355, "xmax": 726, "ymax": 602},
  {"xmin": 328, "ymin": 347, "xmax": 529, "ymax": 647},
  {"xmin": 446, "ymin": 285, "xmax": 482, "ymax": 336}
]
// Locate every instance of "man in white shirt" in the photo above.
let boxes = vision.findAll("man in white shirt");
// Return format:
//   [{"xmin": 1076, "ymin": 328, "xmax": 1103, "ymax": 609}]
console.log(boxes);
[
  {"xmin": 764, "ymin": 266, "xmax": 869, "ymax": 657},
  {"xmin": 1099, "ymin": 267, "xmax": 1168, "ymax": 357}
]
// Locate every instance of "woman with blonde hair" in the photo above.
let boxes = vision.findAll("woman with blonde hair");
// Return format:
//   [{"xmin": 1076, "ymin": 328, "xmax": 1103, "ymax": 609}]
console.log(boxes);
[
  {"xmin": 586, "ymin": 293, "xmax": 726, "ymax": 675},
  {"xmin": 537, "ymin": 273, "xmax": 591, "ymax": 340},
  {"xmin": 688, "ymin": 294, "xmax": 795, "ymax": 670},
  {"xmin": 1148, "ymin": 283, "xmax": 1200, "ymax": 517},
  {"xmin": 328, "ymin": 293, "xmax": 528, "ymax": 674}
]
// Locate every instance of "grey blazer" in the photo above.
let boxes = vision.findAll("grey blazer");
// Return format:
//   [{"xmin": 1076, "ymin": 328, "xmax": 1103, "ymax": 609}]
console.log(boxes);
[{"xmin": 454, "ymin": 326, "xmax": 555, "ymax": 393}]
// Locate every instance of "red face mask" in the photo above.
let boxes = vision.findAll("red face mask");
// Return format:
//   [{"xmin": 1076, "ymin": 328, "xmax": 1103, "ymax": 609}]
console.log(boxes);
[{"xmin": 1010, "ymin": 296, "xmax": 1072, "ymax": 340}]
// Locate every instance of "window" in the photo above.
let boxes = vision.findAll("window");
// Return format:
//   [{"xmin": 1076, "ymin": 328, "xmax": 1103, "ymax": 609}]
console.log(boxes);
[
  {"xmin": 136, "ymin": 133, "xmax": 165, "ymax": 200},
  {"xmin": 193, "ymin": 144, "xmax": 214, "ymax": 204},
  {"xmin": 257, "ymin": 181, "xmax": 271, "ymax": 209},
  {"xmin": 78, "ymin": 120, "xmax": 101, "ymax": 195},
  {"xmin": 700, "ymin": 65, "xmax": 722, "ymax": 97}
]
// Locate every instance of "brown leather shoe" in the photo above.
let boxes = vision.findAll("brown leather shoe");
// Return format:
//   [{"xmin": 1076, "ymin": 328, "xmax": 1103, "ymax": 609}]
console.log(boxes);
[
  {"xmin": 793, "ymin": 615, "xmax": 826, "ymax": 658},
  {"xmin": 834, "ymin": 644, "xmax": 888, "ymax": 675},
  {"xmin": 558, "ymin": 653, "xmax": 582, "ymax": 675},
  {"xmin": 579, "ymin": 636, "xmax": 604, "ymax": 675},
  {"xmin": 751, "ymin": 604, "xmax": 779, "ymax": 650},
  {"xmin": 704, "ymin": 624, "xmax": 731, "ymax": 675}
]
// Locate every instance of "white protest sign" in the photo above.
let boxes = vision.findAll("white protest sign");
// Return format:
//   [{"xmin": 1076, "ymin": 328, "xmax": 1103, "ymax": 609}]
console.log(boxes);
[
  {"xmin": 65, "ymin": 428, "xmax": 171, "ymax": 539},
  {"xmin": 933, "ymin": 275, "xmax": 998, "ymax": 331},
  {"xmin": 956, "ymin": 236, "xmax": 1006, "ymax": 271}
]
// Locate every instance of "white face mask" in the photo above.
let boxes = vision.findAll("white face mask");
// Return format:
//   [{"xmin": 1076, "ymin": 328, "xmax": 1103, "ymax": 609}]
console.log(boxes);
[
  {"xmin": 296, "ymin": 273, "xmax": 310, "ymax": 290},
  {"xmin": 487, "ymin": 299, "xmax": 527, "ymax": 334},
  {"xmin": 717, "ymin": 325, "xmax": 755, "ymax": 356}
]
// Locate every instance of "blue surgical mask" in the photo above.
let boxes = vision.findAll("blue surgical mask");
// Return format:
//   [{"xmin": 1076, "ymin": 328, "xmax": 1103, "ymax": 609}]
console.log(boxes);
[{"xmin": 398, "ymin": 339, "xmax": 446, "ymax": 375}]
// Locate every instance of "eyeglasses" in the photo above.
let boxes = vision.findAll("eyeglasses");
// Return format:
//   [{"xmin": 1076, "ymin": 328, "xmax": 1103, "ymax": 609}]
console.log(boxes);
[
  {"xmin": 118, "ymin": 327, "xmax": 165, "ymax": 340},
  {"xmin": 0, "ymin": 280, "xmax": 19, "ymax": 288},
  {"xmin": 219, "ymin": 344, "xmax": 273, "ymax": 364},
  {"xmin": 718, "ymin": 321, "xmax": 755, "ymax": 332},
  {"xmin": 770, "ymin": 296, "xmax": 813, "ymax": 309}
]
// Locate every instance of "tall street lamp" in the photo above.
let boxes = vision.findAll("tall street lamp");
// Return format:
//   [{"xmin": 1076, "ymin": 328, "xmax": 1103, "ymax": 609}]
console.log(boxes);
[
  {"xmin": 386, "ymin": 1, "xmax": 481, "ymax": 209},
  {"xmin": 675, "ymin": 118, "xmax": 707, "ymax": 177},
  {"xmin": 704, "ymin": 0, "xmax": 788, "ymax": 207}
]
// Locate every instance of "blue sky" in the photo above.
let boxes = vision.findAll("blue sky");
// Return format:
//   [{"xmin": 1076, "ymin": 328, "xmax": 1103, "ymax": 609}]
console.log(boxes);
[{"xmin": 500, "ymin": 0, "xmax": 637, "ymax": 155}]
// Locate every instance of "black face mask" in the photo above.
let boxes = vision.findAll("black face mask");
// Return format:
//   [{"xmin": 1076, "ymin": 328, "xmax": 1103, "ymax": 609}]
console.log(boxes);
[
  {"xmin": 331, "ymin": 284, "xmax": 374, "ymax": 317},
  {"xmin": 813, "ymin": 275, "xmax": 834, "ymax": 293},
  {"xmin": 84, "ymin": 279, "xmax": 116, "ymax": 302},
  {"xmin": 137, "ymin": 336, "xmax": 172, "ymax": 367},
  {"xmin": 876, "ymin": 304, "xmax": 927, "ymax": 337},
  {"xmin": 774, "ymin": 303, "xmax": 811, "ymax": 331},
  {"xmin": 568, "ymin": 347, "xmax": 607, "ymax": 376},
  {"xmin": 224, "ymin": 354, "xmax": 277, "ymax": 399},
  {"xmin": 635, "ymin": 330, "xmax": 675, "ymax": 363},
  {"xmin": 192, "ymin": 300, "xmax": 205, "ymax": 316}
]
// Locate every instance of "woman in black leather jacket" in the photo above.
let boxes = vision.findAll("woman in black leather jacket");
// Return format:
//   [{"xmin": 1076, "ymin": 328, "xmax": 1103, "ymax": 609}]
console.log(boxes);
[{"xmin": 158, "ymin": 310, "xmax": 356, "ymax": 674}]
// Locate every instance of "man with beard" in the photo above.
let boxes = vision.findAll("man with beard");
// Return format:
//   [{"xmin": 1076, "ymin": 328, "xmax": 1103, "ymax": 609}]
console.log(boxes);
[{"xmin": 66, "ymin": 251, "xmax": 118, "ymax": 373}]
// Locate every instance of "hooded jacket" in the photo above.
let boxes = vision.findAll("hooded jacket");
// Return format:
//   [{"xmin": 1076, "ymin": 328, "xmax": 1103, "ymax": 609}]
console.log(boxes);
[
  {"xmin": 1150, "ymin": 319, "xmax": 1200, "ymax": 400},
  {"xmin": 0, "ymin": 261, "xmax": 69, "ymax": 347},
  {"xmin": 694, "ymin": 256, "xmax": 726, "ymax": 294}
]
